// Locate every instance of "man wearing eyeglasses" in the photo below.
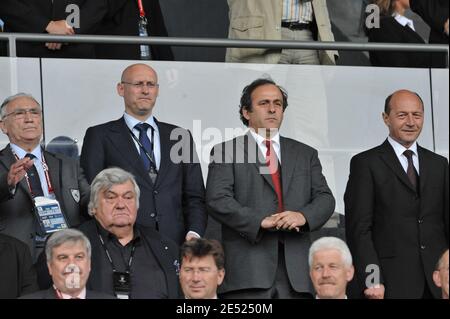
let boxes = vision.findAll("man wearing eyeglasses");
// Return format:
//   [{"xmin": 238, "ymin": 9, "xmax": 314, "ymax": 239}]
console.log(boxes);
[
  {"xmin": 0, "ymin": 93, "xmax": 90, "ymax": 262},
  {"xmin": 80, "ymin": 63, "xmax": 207, "ymax": 246}
]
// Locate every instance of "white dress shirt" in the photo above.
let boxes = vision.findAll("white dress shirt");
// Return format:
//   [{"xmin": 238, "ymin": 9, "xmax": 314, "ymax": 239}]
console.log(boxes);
[
  {"xmin": 123, "ymin": 112, "xmax": 161, "ymax": 170},
  {"xmin": 393, "ymin": 13, "xmax": 416, "ymax": 31},
  {"xmin": 387, "ymin": 136, "xmax": 420, "ymax": 175},
  {"xmin": 249, "ymin": 129, "xmax": 282, "ymax": 163}
]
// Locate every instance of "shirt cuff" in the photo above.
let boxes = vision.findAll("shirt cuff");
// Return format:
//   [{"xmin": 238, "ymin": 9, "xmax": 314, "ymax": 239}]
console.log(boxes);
[{"xmin": 186, "ymin": 231, "xmax": 201, "ymax": 239}]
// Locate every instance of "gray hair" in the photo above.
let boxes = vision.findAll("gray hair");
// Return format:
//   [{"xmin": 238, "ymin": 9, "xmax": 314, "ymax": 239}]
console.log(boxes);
[
  {"xmin": 309, "ymin": 237, "xmax": 353, "ymax": 268},
  {"xmin": 0, "ymin": 93, "xmax": 41, "ymax": 119},
  {"xmin": 45, "ymin": 229, "xmax": 91, "ymax": 262},
  {"xmin": 88, "ymin": 167, "xmax": 140, "ymax": 216}
]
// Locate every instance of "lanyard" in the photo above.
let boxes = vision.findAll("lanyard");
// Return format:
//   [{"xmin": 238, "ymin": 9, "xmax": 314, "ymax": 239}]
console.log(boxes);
[
  {"xmin": 137, "ymin": 0, "xmax": 146, "ymax": 18},
  {"xmin": 97, "ymin": 230, "xmax": 137, "ymax": 273},
  {"xmin": 12, "ymin": 150, "xmax": 55, "ymax": 195},
  {"xmin": 128, "ymin": 127, "xmax": 158, "ymax": 171}
]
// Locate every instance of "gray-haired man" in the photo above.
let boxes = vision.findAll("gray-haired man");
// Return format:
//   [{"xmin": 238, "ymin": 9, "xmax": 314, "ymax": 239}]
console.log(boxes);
[
  {"xmin": 21, "ymin": 228, "xmax": 113, "ymax": 299},
  {"xmin": 78, "ymin": 167, "xmax": 180, "ymax": 299},
  {"xmin": 0, "ymin": 93, "xmax": 90, "ymax": 261},
  {"xmin": 309, "ymin": 237, "xmax": 354, "ymax": 299}
]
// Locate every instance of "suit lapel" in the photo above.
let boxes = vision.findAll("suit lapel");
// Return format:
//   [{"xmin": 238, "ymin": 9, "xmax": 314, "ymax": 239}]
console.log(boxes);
[
  {"xmin": 107, "ymin": 118, "xmax": 154, "ymax": 188},
  {"xmin": 154, "ymin": 120, "xmax": 170, "ymax": 188},
  {"xmin": 242, "ymin": 132, "xmax": 275, "ymax": 190},
  {"xmin": 280, "ymin": 137, "xmax": 296, "ymax": 197},
  {"xmin": 44, "ymin": 151, "xmax": 63, "ymax": 203},
  {"xmin": 143, "ymin": 234, "xmax": 178, "ymax": 298},
  {"xmin": 417, "ymin": 145, "xmax": 428, "ymax": 195},
  {"xmin": 379, "ymin": 140, "xmax": 417, "ymax": 193},
  {"xmin": 0, "ymin": 146, "xmax": 33, "ymax": 202}
]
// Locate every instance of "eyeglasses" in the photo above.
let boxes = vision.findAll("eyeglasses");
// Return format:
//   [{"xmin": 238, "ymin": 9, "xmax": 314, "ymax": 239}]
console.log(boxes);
[
  {"xmin": 3, "ymin": 108, "xmax": 42, "ymax": 120},
  {"xmin": 121, "ymin": 81, "xmax": 159, "ymax": 89}
]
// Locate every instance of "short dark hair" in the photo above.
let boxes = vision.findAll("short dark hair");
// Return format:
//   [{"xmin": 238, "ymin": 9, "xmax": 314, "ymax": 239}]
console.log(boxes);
[
  {"xmin": 180, "ymin": 238, "xmax": 225, "ymax": 270},
  {"xmin": 239, "ymin": 78, "xmax": 288, "ymax": 126},
  {"xmin": 384, "ymin": 90, "xmax": 424, "ymax": 114}
]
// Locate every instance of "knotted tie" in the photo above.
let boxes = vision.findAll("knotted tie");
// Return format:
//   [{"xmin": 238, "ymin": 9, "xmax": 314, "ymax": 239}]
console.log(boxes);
[
  {"xmin": 134, "ymin": 123, "xmax": 155, "ymax": 172},
  {"xmin": 265, "ymin": 140, "xmax": 283, "ymax": 213},
  {"xmin": 403, "ymin": 150, "xmax": 418, "ymax": 191},
  {"xmin": 25, "ymin": 153, "xmax": 44, "ymax": 197}
]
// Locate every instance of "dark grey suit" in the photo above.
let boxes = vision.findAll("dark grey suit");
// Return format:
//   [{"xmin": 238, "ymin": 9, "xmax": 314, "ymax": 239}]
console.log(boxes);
[
  {"xmin": 206, "ymin": 133, "xmax": 335, "ymax": 295},
  {"xmin": 20, "ymin": 287, "xmax": 115, "ymax": 299},
  {"xmin": 0, "ymin": 145, "xmax": 90, "ymax": 260}
]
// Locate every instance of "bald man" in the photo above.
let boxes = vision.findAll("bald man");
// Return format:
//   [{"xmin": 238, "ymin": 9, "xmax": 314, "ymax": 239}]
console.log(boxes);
[
  {"xmin": 80, "ymin": 64, "xmax": 207, "ymax": 245},
  {"xmin": 345, "ymin": 90, "xmax": 449, "ymax": 299}
]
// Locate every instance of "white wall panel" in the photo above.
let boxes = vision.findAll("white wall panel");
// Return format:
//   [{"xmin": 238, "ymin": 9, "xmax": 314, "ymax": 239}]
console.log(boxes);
[{"xmin": 40, "ymin": 59, "xmax": 441, "ymax": 214}]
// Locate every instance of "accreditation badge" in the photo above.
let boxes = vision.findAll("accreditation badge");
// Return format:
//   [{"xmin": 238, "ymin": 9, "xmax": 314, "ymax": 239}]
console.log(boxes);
[{"xmin": 34, "ymin": 196, "xmax": 69, "ymax": 234}]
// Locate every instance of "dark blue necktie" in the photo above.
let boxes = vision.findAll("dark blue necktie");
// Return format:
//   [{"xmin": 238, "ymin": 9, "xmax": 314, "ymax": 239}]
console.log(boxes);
[
  {"xmin": 25, "ymin": 153, "xmax": 44, "ymax": 197},
  {"xmin": 134, "ymin": 123, "xmax": 155, "ymax": 171}
]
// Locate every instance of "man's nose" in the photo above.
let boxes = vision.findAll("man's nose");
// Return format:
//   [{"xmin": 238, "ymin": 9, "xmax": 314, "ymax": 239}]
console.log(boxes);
[
  {"xmin": 322, "ymin": 267, "xmax": 331, "ymax": 277},
  {"xmin": 405, "ymin": 114, "xmax": 415, "ymax": 125}
]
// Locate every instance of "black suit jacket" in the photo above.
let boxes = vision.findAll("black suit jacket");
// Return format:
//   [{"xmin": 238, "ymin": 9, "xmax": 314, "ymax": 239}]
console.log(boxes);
[
  {"xmin": 0, "ymin": 146, "xmax": 90, "ymax": 260},
  {"xmin": 0, "ymin": 234, "xmax": 38, "ymax": 298},
  {"xmin": 410, "ymin": 0, "xmax": 449, "ymax": 67},
  {"xmin": 79, "ymin": 220, "xmax": 180, "ymax": 299},
  {"xmin": 95, "ymin": 0, "xmax": 174, "ymax": 60},
  {"xmin": 20, "ymin": 287, "xmax": 116, "ymax": 299},
  {"xmin": 344, "ymin": 140, "xmax": 449, "ymax": 298},
  {"xmin": 368, "ymin": 16, "xmax": 432, "ymax": 68},
  {"xmin": 80, "ymin": 117, "xmax": 207, "ymax": 245},
  {"xmin": 0, "ymin": 0, "xmax": 107, "ymax": 58}
]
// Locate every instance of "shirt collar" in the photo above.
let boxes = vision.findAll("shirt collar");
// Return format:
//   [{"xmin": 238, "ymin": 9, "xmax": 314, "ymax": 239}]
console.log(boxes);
[
  {"xmin": 123, "ymin": 112, "xmax": 157, "ymax": 132},
  {"xmin": 316, "ymin": 295, "xmax": 348, "ymax": 299},
  {"xmin": 95, "ymin": 220, "xmax": 141, "ymax": 246},
  {"xmin": 10, "ymin": 143, "xmax": 42, "ymax": 161},
  {"xmin": 387, "ymin": 136, "xmax": 418, "ymax": 158},
  {"xmin": 249, "ymin": 129, "xmax": 281, "ymax": 147},
  {"xmin": 54, "ymin": 286, "xmax": 87, "ymax": 299},
  {"xmin": 393, "ymin": 13, "xmax": 415, "ymax": 31}
]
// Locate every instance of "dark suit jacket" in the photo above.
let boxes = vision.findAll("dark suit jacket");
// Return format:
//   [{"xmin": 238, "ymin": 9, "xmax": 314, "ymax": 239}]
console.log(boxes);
[
  {"xmin": 0, "ymin": 146, "xmax": 90, "ymax": 260},
  {"xmin": 0, "ymin": 0, "xmax": 107, "ymax": 58},
  {"xmin": 80, "ymin": 117, "xmax": 207, "ymax": 245},
  {"xmin": 344, "ymin": 140, "xmax": 449, "ymax": 299},
  {"xmin": 95, "ymin": 0, "xmax": 174, "ymax": 60},
  {"xmin": 206, "ymin": 133, "xmax": 335, "ymax": 294},
  {"xmin": 368, "ymin": 16, "xmax": 432, "ymax": 68},
  {"xmin": 79, "ymin": 220, "xmax": 180, "ymax": 299},
  {"xmin": 410, "ymin": 0, "xmax": 449, "ymax": 67},
  {"xmin": 20, "ymin": 287, "xmax": 115, "ymax": 299},
  {"xmin": 0, "ymin": 234, "xmax": 38, "ymax": 298}
]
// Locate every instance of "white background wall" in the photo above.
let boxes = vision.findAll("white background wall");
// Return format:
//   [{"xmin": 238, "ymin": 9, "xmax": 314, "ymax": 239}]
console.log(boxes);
[{"xmin": 1, "ymin": 57, "xmax": 448, "ymax": 215}]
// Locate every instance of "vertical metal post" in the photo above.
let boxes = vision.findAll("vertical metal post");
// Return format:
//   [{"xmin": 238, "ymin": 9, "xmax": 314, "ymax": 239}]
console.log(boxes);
[{"xmin": 7, "ymin": 34, "xmax": 17, "ymax": 57}]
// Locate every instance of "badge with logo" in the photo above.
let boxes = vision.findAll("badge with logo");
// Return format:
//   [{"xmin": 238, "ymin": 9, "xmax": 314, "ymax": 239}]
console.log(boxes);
[{"xmin": 71, "ymin": 189, "xmax": 80, "ymax": 203}]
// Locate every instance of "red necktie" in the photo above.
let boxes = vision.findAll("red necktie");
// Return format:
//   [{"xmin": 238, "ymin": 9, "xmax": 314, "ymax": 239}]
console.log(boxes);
[{"xmin": 265, "ymin": 140, "xmax": 283, "ymax": 213}]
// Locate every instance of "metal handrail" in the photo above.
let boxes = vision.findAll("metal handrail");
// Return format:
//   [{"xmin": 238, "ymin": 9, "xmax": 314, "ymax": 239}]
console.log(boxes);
[{"xmin": 0, "ymin": 32, "xmax": 448, "ymax": 66}]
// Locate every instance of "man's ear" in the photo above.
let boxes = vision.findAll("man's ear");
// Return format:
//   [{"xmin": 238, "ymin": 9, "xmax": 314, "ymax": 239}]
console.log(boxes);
[
  {"xmin": 217, "ymin": 269, "xmax": 225, "ymax": 286},
  {"xmin": 347, "ymin": 265, "xmax": 355, "ymax": 282},
  {"xmin": 117, "ymin": 83, "xmax": 125, "ymax": 97},
  {"xmin": 433, "ymin": 270, "xmax": 442, "ymax": 288},
  {"xmin": 0, "ymin": 121, "xmax": 7, "ymax": 135}
]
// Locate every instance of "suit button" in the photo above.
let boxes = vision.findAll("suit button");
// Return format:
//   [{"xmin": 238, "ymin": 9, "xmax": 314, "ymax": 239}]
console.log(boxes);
[
  {"xmin": 154, "ymin": 190, "xmax": 158, "ymax": 195},
  {"xmin": 150, "ymin": 213, "xmax": 156, "ymax": 218},
  {"xmin": 418, "ymin": 218, "xmax": 423, "ymax": 224},
  {"xmin": 420, "ymin": 245, "xmax": 426, "ymax": 250}
]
